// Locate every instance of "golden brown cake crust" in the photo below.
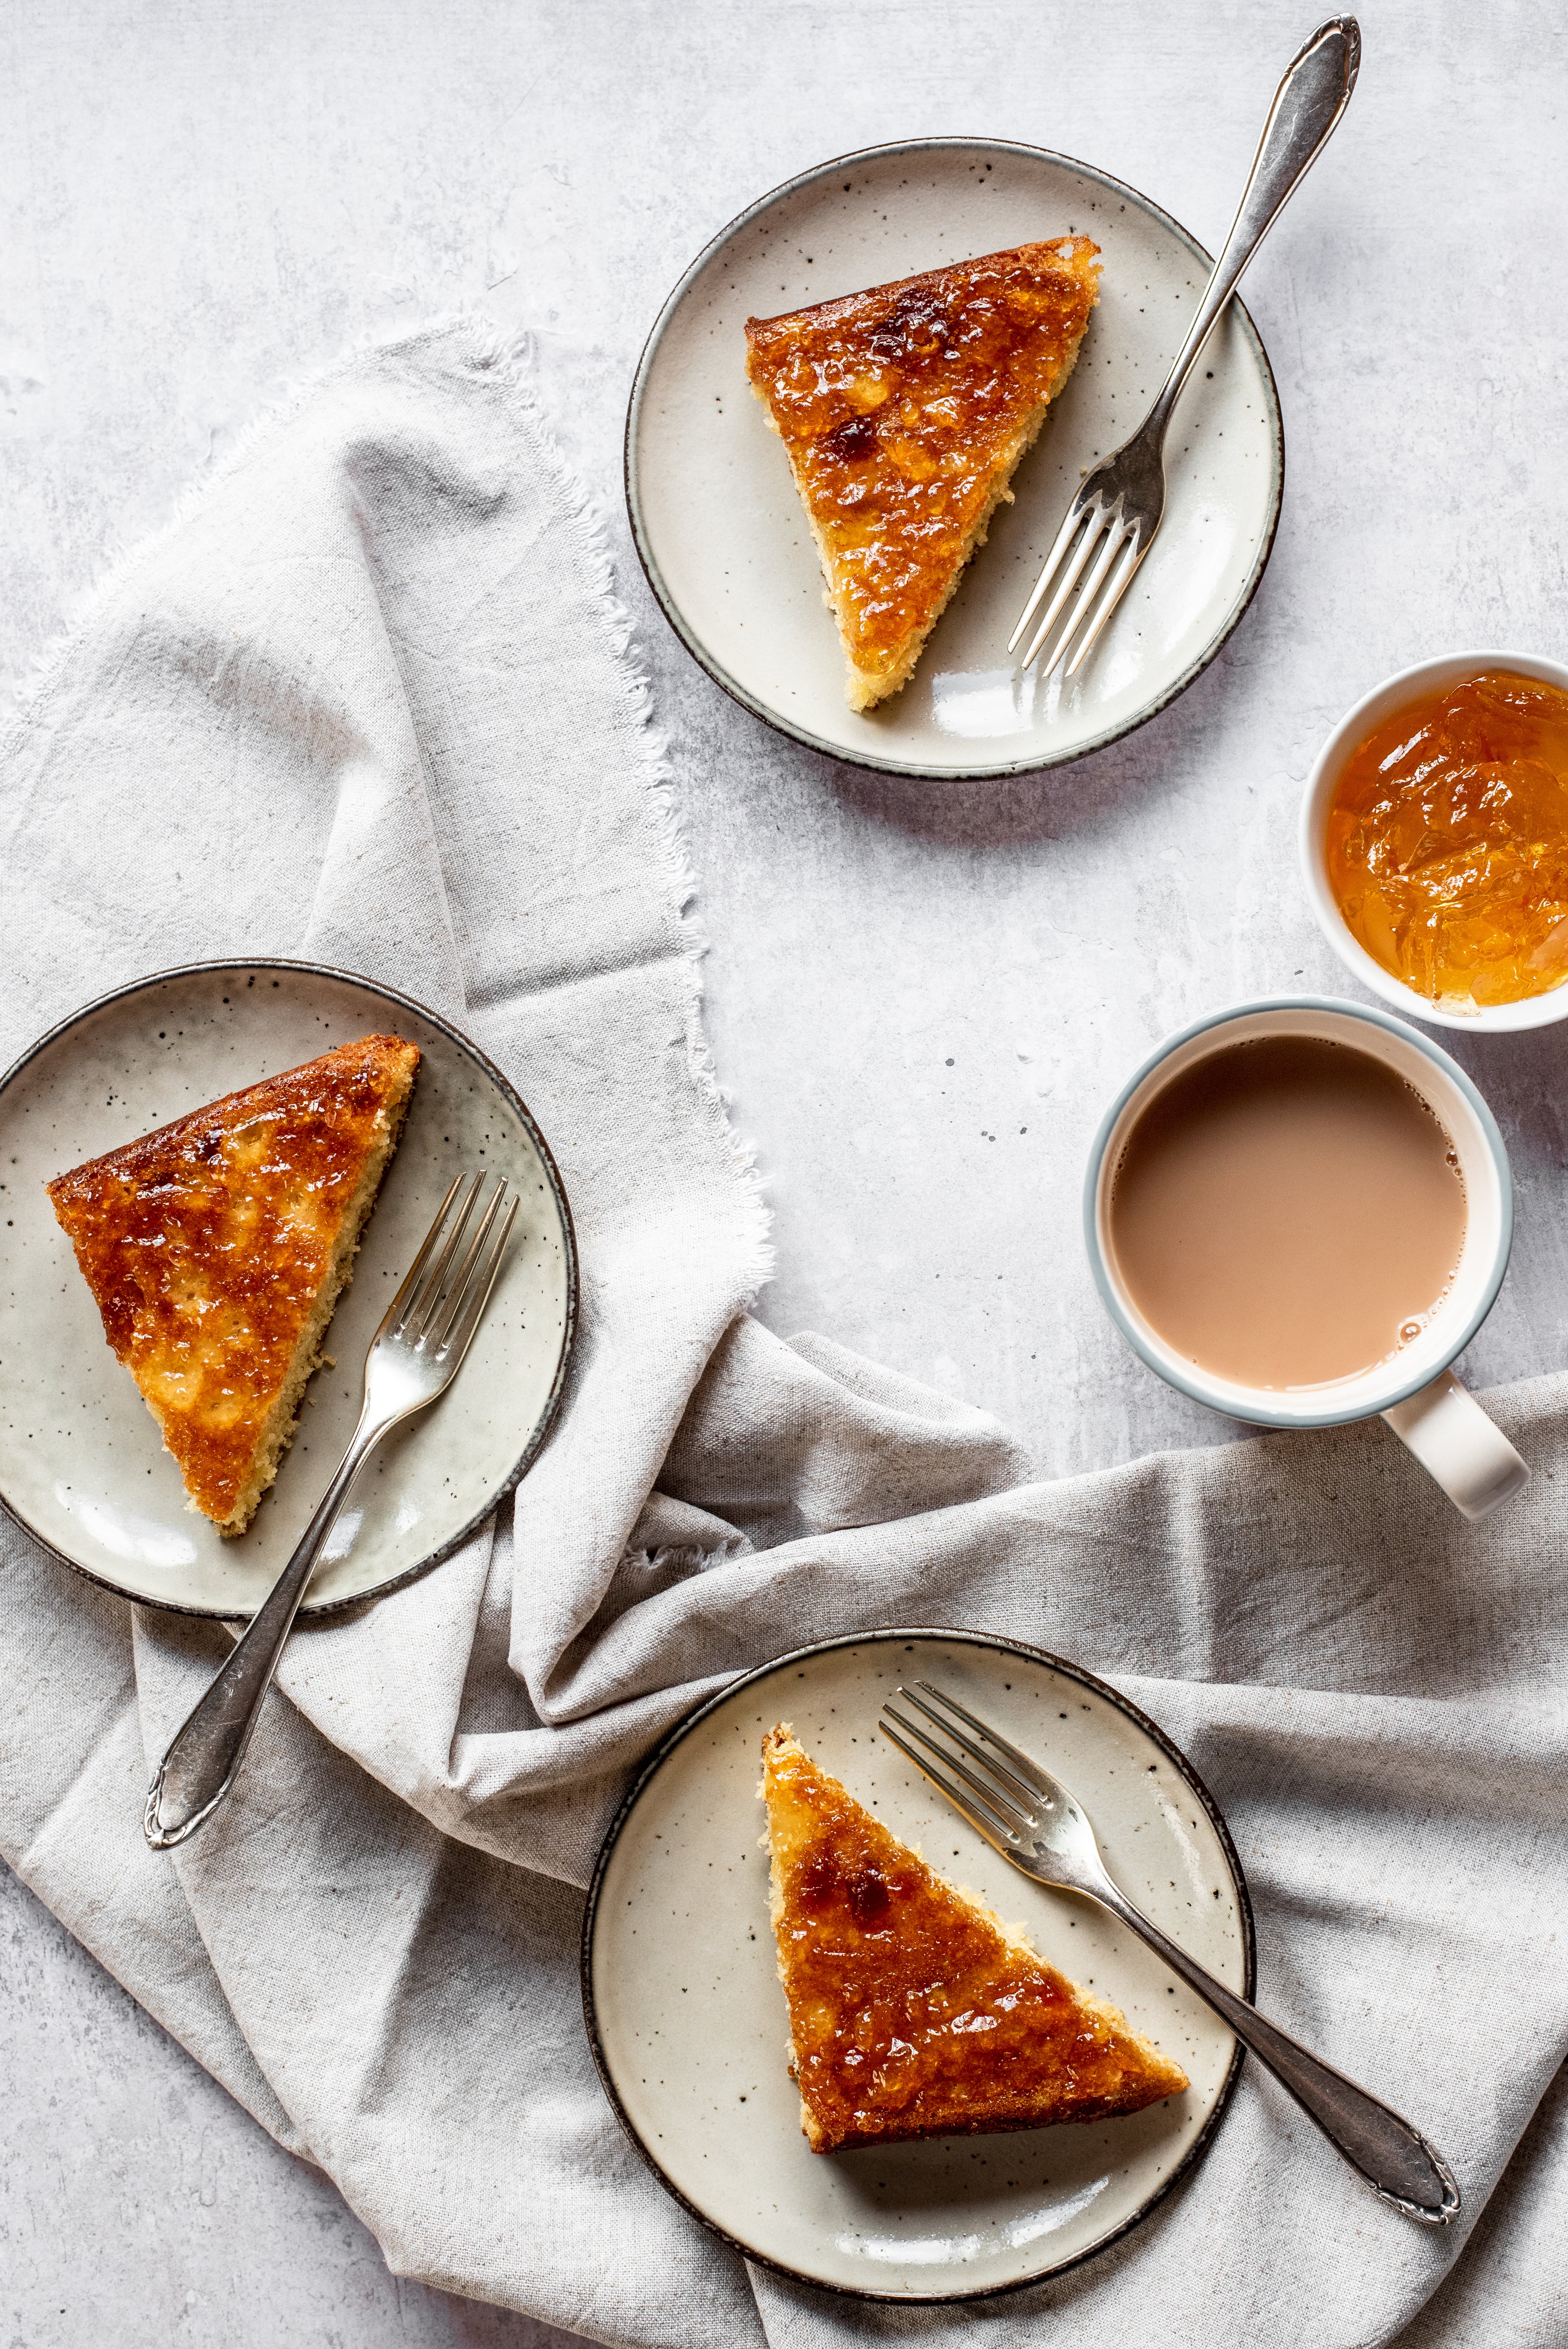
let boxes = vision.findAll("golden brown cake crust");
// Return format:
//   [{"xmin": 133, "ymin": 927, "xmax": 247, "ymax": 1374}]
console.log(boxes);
[
  {"xmin": 744, "ymin": 239, "xmax": 1100, "ymax": 708},
  {"xmin": 761, "ymin": 1725, "xmax": 1187, "ymax": 2155},
  {"xmin": 48, "ymin": 1034, "xmax": 419, "ymax": 1531}
]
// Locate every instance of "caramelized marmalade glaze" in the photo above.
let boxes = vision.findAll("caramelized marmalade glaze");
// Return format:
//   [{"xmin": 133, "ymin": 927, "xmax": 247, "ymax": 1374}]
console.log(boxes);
[
  {"xmin": 744, "ymin": 241, "xmax": 1100, "ymax": 691},
  {"xmin": 762, "ymin": 1728, "xmax": 1186, "ymax": 2153},
  {"xmin": 1327, "ymin": 670, "xmax": 1568, "ymax": 1007},
  {"xmin": 48, "ymin": 1034, "xmax": 419, "ymax": 1524}
]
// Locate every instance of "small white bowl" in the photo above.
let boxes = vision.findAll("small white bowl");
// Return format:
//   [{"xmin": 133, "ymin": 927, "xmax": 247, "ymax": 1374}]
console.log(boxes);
[{"xmin": 1299, "ymin": 649, "xmax": 1568, "ymax": 1032}]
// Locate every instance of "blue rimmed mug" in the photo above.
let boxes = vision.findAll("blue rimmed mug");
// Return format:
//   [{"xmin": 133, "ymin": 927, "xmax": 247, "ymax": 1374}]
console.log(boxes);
[{"xmin": 1083, "ymin": 997, "xmax": 1528, "ymax": 1520}]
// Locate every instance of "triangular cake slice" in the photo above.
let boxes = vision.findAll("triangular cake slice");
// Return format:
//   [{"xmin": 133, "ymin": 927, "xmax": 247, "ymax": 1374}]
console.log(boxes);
[
  {"xmin": 745, "ymin": 238, "xmax": 1100, "ymax": 710},
  {"xmin": 48, "ymin": 1033, "xmax": 420, "ymax": 1535},
  {"xmin": 761, "ymin": 1725, "xmax": 1187, "ymax": 2153}
]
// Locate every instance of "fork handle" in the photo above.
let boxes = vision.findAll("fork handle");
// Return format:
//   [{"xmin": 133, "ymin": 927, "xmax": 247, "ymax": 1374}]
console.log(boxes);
[
  {"xmin": 1147, "ymin": 19, "xmax": 1360, "ymax": 441},
  {"xmin": 1091, "ymin": 1877, "xmax": 1459, "ymax": 2222},
  {"xmin": 143, "ymin": 1412, "xmax": 383, "ymax": 1850}
]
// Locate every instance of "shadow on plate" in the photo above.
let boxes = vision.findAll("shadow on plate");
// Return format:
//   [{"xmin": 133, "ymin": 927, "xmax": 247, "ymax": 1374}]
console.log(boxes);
[{"xmin": 820, "ymin": 638, "xmax": 1251, "ymax": 854}]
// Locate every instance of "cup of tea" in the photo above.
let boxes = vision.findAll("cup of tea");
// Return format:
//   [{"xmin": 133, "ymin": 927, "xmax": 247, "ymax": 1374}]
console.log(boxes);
[{"xmin": 1083, "ymin": 997, "xmax": 1527, "ymax": 1519}]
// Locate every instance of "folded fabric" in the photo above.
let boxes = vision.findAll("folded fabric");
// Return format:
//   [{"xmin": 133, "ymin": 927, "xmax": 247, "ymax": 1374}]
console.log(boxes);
[{"xmin": 2, "ymin": 323, "xmax": 1564, "ymax": 2349}]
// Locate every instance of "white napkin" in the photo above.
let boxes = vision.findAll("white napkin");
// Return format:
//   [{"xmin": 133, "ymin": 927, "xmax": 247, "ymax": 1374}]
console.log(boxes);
[{"xmin": 1, "ymin": 322, "xmax": 1564, "ymax": 2349}]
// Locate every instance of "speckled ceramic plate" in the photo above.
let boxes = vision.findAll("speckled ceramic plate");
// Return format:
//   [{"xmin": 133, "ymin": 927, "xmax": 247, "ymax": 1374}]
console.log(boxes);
[
  {"xmin": 0, "ymin": 960, "xmax": 576, "ymax": 1618},
  {"xmin": 626, "ymin": 138, "xmax": 1283, "ymax": 781},
  {"xmin": 584, "ymin": 1629, "xmax": 1252, "ymax": 2302}
]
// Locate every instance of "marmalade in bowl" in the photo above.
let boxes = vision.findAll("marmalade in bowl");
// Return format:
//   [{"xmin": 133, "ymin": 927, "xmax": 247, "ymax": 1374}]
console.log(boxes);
[{"xmin": 1325, "ymin": 669, "xmax": 1568, "ymax": 1008}]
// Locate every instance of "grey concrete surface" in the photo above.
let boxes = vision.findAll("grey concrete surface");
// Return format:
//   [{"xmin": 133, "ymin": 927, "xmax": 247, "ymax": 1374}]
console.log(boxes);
[
  {"xmin": 4, "ymin": 1, "xmax": 1567, "ymax": 2342},
  {"xmin": 0, "ymin": 1862, "xmax": 570, "ymax": 2348}
]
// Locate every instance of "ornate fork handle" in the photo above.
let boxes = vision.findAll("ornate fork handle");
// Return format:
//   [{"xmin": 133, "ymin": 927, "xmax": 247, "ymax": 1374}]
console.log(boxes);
[
  {"xmin": 1090, "ymin": 1871, "xmax": 1459, "ymax": 2223},
  {"xmin": 1011, "ymin": 20, "xmax": 1360, "ymax": 675},
  {"xmin": 882, "ymin": 1680, "xmax": 1460, "ymax": 2224},
  {"xmin": 1145, "ymin": 19, "xmax": 1360, "ymax": 447},
  {"xmin": 143, "ymin": 1417, "xmax": 384, "ymax": 1849}
]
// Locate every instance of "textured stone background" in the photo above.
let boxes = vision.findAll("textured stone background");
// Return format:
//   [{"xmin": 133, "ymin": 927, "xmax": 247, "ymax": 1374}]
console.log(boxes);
[{"xmin": 4, "ymin": 1, "xmax": 1567, "ymax": 2341}]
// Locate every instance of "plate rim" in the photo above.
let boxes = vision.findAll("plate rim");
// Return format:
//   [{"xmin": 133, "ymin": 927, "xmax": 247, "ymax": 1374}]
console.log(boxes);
[
  {"xmin": 624, "ymin": 134, "xmax": 1285, "ymax": 782},
  {"xmin": 581, "ymin": 1623, "xmax": 1256, "ymax": 2304},
  {"xmin": 0, "ymin": 954, "xmax": 580, "ymax": 1620}
]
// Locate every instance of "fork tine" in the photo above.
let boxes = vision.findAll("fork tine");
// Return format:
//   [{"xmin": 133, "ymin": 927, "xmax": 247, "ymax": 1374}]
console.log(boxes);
[
  {"xmin": 1007, "ymin": 494, "xmax": 1096, "ymax": 655},
  {"xmin": 912, "ymin": 1680, "xmax": 1060, "ymax": 1801},
  {"xmin": 1014, "ymin": 509, "xmax": 1104, "ymax": 666},
  {"xmin": 882, "ymin": 1702, "xmax": 1034, "ymax": 1837},
  {"xmin": 1064, "ymin": 530, "xmax": 1145, "ymax": 678},
  {"xmin": 878, "ymin": 1717, "xmax": 1023, "ymax": 1852},
  {"xmin": 380, "ymin": 1174, "xmax": 465, "ymax": 1330},
  {"xmin": 1018, "ymin": 501, "xmax": 1113, "ymax": 669},
  {"xmin": 895, "ymin": 1685, "xmax": 1041, "ymax": 1813},
  {"xmin": 397, "ymin": 1172, "xmax": 485, "ymax": 1339},
  {"xmin": 1024, "ymin": 510, "xmax": 1131, "ymax": 673},
  {"xmin": 436, "ymin": 1190, "xmax": 518, "ymax": 1361},
  {"xmin": 428, "ymin": 1179, "xmax": 509, "ymax": 1351}
]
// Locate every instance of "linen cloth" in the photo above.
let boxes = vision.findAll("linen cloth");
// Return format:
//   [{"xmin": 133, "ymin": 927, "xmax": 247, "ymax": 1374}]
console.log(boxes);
[{"xmin": 1, "ymin": 322, "xmax": 1565, "ymax": 2349}]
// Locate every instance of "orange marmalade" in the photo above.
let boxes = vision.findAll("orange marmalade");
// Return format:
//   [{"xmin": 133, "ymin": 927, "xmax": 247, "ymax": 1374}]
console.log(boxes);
[{"xmin": 1326, "ymin": 669, "xmax": 1568, "ymax": 1008}]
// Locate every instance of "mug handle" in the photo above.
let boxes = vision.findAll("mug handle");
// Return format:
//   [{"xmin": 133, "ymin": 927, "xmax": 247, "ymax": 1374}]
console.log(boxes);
[{"xmin": 1381, "ymin": 1370, "xmax": 1528, "ymax": 1520}]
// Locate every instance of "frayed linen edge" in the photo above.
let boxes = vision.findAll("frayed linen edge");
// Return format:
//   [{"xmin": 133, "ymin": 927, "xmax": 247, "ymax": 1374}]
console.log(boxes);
[
  {"xmin": 468, "ymin": 321, "xmax": 776, "ymax": 1315},
  {"xmin": 0, "ymin": 310, "xmax": 775, "ymax": 1314}
]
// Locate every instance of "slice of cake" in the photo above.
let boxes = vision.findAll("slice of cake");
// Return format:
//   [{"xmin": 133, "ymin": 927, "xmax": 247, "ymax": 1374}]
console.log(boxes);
[
  {"xmin": 744, "ymin": 238, "xmax": 1100, "ymax": 709},
  {"xmin": 760, "ymin": 1725, "xmax": 1187, "ymax": 2153},
  {"xmin": 48, "ymin": 1033, "xmax": 420, "ymax": 1535}
]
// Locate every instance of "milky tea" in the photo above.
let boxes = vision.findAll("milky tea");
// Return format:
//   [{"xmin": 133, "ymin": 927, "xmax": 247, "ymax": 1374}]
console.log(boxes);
[{"xmin": 1107, "ymin": 1036, "xmax": 1467, "ymax": 1391}]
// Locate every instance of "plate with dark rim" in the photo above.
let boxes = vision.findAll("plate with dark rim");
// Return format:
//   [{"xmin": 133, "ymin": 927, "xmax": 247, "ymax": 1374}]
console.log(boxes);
[
  {"xmin": 583, "ymin": 1627, "xmax": 1252, "ymax": 2302},
  {"xmin": 626, "ymin": 137, "xmax": 1283, "ymax": 782},
  {"xmin": 0, "ymin": 959, "xmax": 576, "ymax": 1618}
]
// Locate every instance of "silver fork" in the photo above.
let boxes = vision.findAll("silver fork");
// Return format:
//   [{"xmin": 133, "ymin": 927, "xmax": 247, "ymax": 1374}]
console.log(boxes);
[
  {"xmin": 880, "ymin": 1680, "xmax": 1460, "ymax": 2226},
  {"xmin": 1009, "ymin": 18, "xmax": 1360, "ymax": 678},
  {"xmin": 145, "ymin": 1172, "xmax": 519, "ymax": 1850}
]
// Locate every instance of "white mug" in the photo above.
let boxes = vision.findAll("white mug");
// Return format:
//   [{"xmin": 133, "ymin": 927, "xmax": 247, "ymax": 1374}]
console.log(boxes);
[{"xmin": 1082, "ymin": 997, "xmax": 1528, "ymax": 1520}]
